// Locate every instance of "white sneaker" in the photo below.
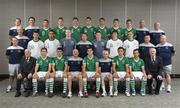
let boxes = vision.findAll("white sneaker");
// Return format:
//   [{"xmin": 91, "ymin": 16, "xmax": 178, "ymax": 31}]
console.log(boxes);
[
  {"xmin": 32, "ymin": 91, "xmax": 38, "ymax": 96},
  {"xmin": 45, "ymin": 90, "xmax": 48, "ymax": 96},
  {"xmin": 140, "ymin": 92, "xmax": 146, "ymax": 96},
  {"xmin": 160, "ymin": 83, "xmax": 165, "ymax": 91},
  {"xmin": 6, "ymin": 85, "xmax": 12, "ymax": 93},
  {"xmin": 132, "ymin": 91, "xmax": 136, "ymax": 96},
  {"xmin": 113, "ymin": 91, "xmax": 118, "ymax": 96},
  {"xmin": 78, "ymin": 91, "xmax": 83, "ymax": 97},
  {"xmin": 67, "ymin": 92, "xmax": 72, "ymax": 98},
  {"xmin": 109, "ymin": 91, "xmax": 113, "ymax": 97},
  {"xmin": 102, "ymin": 92, "xmax": 107, "ymax": 97},
  {"xmin": 125, "ymin": 92, "xmax": 130, "ymax": 97},
  {"xmin": 167, "ymin": 85, "xmax": 172, "ymax": 93}
]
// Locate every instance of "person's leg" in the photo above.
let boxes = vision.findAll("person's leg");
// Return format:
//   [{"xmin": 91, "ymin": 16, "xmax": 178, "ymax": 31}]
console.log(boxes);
[
  {"xmin": 67, "ymin": 72, "xmax": 72, "ymax": 98},
  {"xmin": 108, "ymin": 73, "xmax": 113, "ymax": 96},
  {"xmin": 45, "ymin": 73, "xmax": 50, "ymax": 96},
  {"xmin": 165, "ymin": 65, "xmax": 172, "ymax": 93},
  {"xmin": 48, "ymin": 72, "xmax": 55, "ymax": 97},
  {"xmin": 32, "ymin": 73, "xmax": 39, "ymax": 96},
  {"xmin": 78, "ymin": 73, "xmax": 83, "ymax": 97},
  {"xmin": 7, "ymin": 64, "xmax": 16, "ymax": 93},
  {"xmin": 125, "ymin": 74, "xmax": 131, "ymax": 96},
  {"xmin": 113, "ymin": 72, "xmax": 119, "ymax": 96},
  {"xmin": 82, "ymin": 72, "xmax": 88, "ymax": 97},
  {"xmin": 139, "ymin": 73, "xmax": 147, "ymax": 96},
  {"xmin": 15, "ymin": 76, "xmax": 23, "ymax": 97},
  {"xmin": 155, "ymin": 76, "xmax": 163, "ymax": 95},
  {"xmin": 130, "ymin": 73, "xmax": 136, "ymax": 96},
  {"xmin": 95, "ymin": 73, "xmax": 101, "ymax": 97},
  {"xmin": 147, "ymin": 75, "xmax": 153, "ymax": 94},
  {"xmin": 101, "ymin": 73, "xmax": 107, "ymax": 96},
  {"xmin": 25, "ymin": 76, "xmax": 32, "ymax": 97},
  {"xmin": 62, "ymin": 72, "xmax": 68, "ymax": 97}
]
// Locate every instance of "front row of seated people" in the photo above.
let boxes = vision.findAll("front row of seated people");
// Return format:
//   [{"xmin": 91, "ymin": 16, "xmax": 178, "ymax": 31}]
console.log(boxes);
[{"xmin": 15, "ymin": 47, "xmax": 163, "ymax": 98}]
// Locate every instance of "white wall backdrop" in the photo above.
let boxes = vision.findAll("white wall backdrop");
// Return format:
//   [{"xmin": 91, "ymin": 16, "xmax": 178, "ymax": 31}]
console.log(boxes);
[{"xmin": 0, "ymin": 0, "xmax": 178, "ymax": 75}]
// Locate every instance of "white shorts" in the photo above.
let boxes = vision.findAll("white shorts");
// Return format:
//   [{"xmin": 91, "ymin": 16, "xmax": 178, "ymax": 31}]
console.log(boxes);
[
  {"xmin": 117, "ymin": 71, "xmax": 126, "ymax": 80},
  {"xmin": 8, "ymin": 64, "xmax": 20, "ymax": 76},
  {"xmin": 163, "ymin": 65, "xmax": 172, "ymax": 75},
  {"xmin": 86, "ymin": 71, "xmax": 96, "ymax": 78},
  {"xmin": 101, "ymin": 72, "xmax": 110, "ymax": 78},
  {"xmin": 132, "ymin": 71, "xmax": 143, "ymax": 80},
  {"xmin": 37, "ymin": 71, "xmax": 47, "ymax": 79},
  {"xmin": 71, "ymin": 72, "xmax": 80, "ymax": 78},
  {"xmin": 55, "ymin": 71, "xmax": 63, "ymax": 78}
]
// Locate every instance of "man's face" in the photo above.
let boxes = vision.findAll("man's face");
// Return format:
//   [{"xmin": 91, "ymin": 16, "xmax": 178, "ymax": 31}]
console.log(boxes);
[
  {"xmin": 144, "ymin": 35, "xmax": 150, "ymax": 43},
  {"xmin": 102, "ymin": 51, "xmax": 109, "ymax": 58},
  {"xmin": 128, "ymin": 32, "xmax": 133, "ymax": 40},
  {"xmin": 43, "ymin": 21, "xmax": 49, "ymax": 28},
  {"xmin": 140, "ymin": 20, "xmax": 145, "ymax": 28},
  {"xmin": 112, "ymin": 32, "xmax": 118, "ymax": 39},
  {"xmin": 150, "ymin": 48, "xmax": 156, "ymax": 57},
  {"xmin": 113, "ymin": 21, "xmax": 119, "ymax": 27},
  {"xmin": 33, "ymin": 33, "xmax": 39, "ymax": 40},
  {"xmin": 58, "ymin": 19, "xmax": 64, "ymax": 26},
  {"xmin": 126, "ymin": 21, "xmax": 132, "ymax": 28},
  {"xmin": 85, "ymin": 19, "xmax": 92, "ymax": 26},
  {"xmin": 87, "ymin": 48, "xmax": 93, "ymax": 56},
  {"xmin": 133, "ymin": 50, "xmax": 139, "ymax": 58},
  {"xmin": 95, "ymin": 33, "xmax": 101, "ymax": 40},
  {"xmin": 154, "ymin": 22, "xmax": 160, "ymax": 30},
  {"xmin": 12, "ymin": 38, "xmax": 18, "ymax": 46},
  {"xmin": 41, "ymin": 49, "xmax": 47, "ymax": 57},
  {"xmin": 48, "ymin": 32, "xmax": 55, "ymax": 39},
  {"xmin": 118, "ymin": 49, "xmax": 124, "ymax": 56},
  {"xmin": 15, "ymin": 19, "xmax": 21, "ymax": 26},
  {"xmin": 28, "ymin": 18, "xmax": 35, "ymax": 25},
  {"xmin": 17, "ymin": 28, "xmax": 24, "ymax": 35},
  {"xmin": 65, "ymin": 29, "xmax": 71, "ymax": 37},
  {"xmin": 160, "ymin": 35, "xmax": 167, "ymax": 43},
  {"xmin": 73, "ymin": 19, "xmax": 78, "ymax": 26},
  {"xmin": 24, "ymin": 50, "xmax": 31, "ymax": 58},
  {"xmin": 73, "ymin": 49, "xmax": 79, "ymax": 57},
  {"xmin": 99, "ymin": 19, "xmax": 105, "ymax": 26},
  {"xmin": 56, "ymin": 50, "xmax": 63, "ymax": 57},
  {"xmin": 81, "ymin": 34, "xmax": 87, "ymax": 41}
]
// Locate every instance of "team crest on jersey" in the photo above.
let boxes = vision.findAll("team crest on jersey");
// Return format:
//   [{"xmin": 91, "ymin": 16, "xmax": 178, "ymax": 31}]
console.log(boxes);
[
  {"xmin": 110, "ymin": 43, "xmax": 113, "ymax": 47},
  {"xmin": 165, "ymin": 46, "xmax": 169, "ymax": 49},
  {"xmin": 10, "ymin": 50, "xmax": 13, "ymax": 53},
  {"xmin": 101, "ymin": 42, "xmax": 105, "ymax": 46},
  {"xmin": 78, "ymin": 61, "xmax": 81, "ymax": 64},
  {"xmin": 144, "ymin": 31, "xmax": 146, "ymax": 34},
  {"xmin": 84, "ymin": 29, "xmax": 87, "ymax": 33},
  {"xmin": 42, "ymin": 31, "xmax": 46, "ymax": 36},
  {"xmin": 94, "ymin": 44, "xmax": 97, "ymax": 48},
  {"xmin": 23, "ymin": 39, "xmax": 27, "ymax": 42},
  {"xmin": 17, "ymin": 50, "xmax": 21, "ymax": 53},
  {"xmin": 57, "ymin": 30, "xmax": 60, "ymax": 34}
]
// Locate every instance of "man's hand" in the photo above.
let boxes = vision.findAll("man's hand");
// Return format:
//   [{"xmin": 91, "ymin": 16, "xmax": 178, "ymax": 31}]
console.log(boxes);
[
  {"xmin": 157, "ymin": 75, "xmax": 162, "ymax": 80},
  {"xmin": 17, "ymin": 73, "xmax": 22, "ymax": 79},
  {"xmin": 147, "ymin": 74, "xmax": 152, "ymax": 79},
  {"xmin": 28, "ymin": 73, "xmax": 32, "ymax": 79}
]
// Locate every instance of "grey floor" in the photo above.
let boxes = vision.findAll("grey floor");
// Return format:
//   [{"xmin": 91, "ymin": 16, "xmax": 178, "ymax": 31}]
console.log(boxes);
[{"xmin": 0, "ymin": 79, "xmax": 180, "ymax": 108}]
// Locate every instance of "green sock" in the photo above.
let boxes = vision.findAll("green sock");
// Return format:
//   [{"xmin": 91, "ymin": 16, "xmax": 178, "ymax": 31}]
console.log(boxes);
[
  {"xmin": 125, "ymin": 78, "xmax": 130, "ymax": 93},
  {"xmin": 83, "ymin": 78, "xmax": 87, "ymax": 92},
  {"xmin": 32, "ymin": 79, "xmax": 38, "ymax": 92},
  {"xmin": 141, "ymin": 79, "xmax": 147, "ymax": 93},
  {"xmin": 96, "ymin": 78, "xmax": 100, "ymax": 92},
  {"xmin": 45, "ymin": 79, "xmax": 49, "ymax": 93},
  {"xmin": 130, "ymin": 79, "xmax": 136, "ymax": 92},
  {"xmin": 49, "ymin": 78, "xmax": 54, "ymax": 93},
  {"xmin": 63, "ymin": 78, "xmax": 67, "ymax": 93},
  {"xmin": 113, "ymin": 78, "xmax": 118, "ymax": 92}
]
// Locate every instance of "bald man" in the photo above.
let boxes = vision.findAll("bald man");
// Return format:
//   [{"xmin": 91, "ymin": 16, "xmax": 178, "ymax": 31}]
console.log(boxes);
[
  {"xmin": 15, "ymin": 49, "xmax": 36, "ymax": 97},
  {"xmin": 156, "ymin": 35, "xmax": 175, "ymax": 93}
]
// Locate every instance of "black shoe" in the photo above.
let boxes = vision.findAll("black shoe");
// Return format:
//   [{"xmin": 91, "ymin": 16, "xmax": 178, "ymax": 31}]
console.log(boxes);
[
  {"xmin": 24, "ymin": 91, "xmax": 30, "ymax": 97},
  {"xmin": 48, "ymin": 93, "xmax": 53, "ymax": 98},
  {"xmin": 155, "ymin": 91, "xmax": 160, "ymax": 95},
  {"xmin": 62, "ymin": 92, "xmax": 67, "ymax": 98},
  {"xmin": 15, "ymin": 92, "xmax": 21, "ymax": 97},
  {"xmin": 148, "ymin": 91, "xmax": 153, "ymax": 95}
]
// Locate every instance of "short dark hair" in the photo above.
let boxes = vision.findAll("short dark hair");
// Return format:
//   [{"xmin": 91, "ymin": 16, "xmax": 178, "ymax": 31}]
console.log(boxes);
[
  {"xmin": 86, "ymin": 17, "xmax": 92, "ymax": 20},
  {"xmin": 48, "ymin": 30, "xmax": 55, "ymax": 34},
  {"xmin": 15, "ymin": 18, "xmax": 21, "ymax": 22},
  {"xmin": 28, "ymin": 17, "xmax": 35, "ymax": 21},
  {"xmin": 133, "ymin": 49, "xmax": 139, "ymax": 53},
  {"xmin": 113, "ymin": 18, "xmax": 119, "ymax": 22},
  {"xmin": 33, "ymin": 31, "xmax": 39, "ymax": 34},
  {"xmin": 41, "ymin": 47, "xmax": 47, "ymax": 52},
  {"xmin": 57, "ymin": 47, "xmax": 63, "ymax": 51},
  {"xmin": 99, "ymin": 17, "xmax": 105, "ymax": 21},
  {"xmin": 126, "ymin": 19, "xmax": 132, "ymax": 23},
  {"xmin": 43, "ymin": 19, "xmax": 49, "ymax": 23},
  {"xmin": 112, "ymin": 30, "xmax": 118, "ymax": 34},
  {"xmin": 58, "ymin": 17, "xmax": 64, "ymax": 21},
  {"xmin": 73, "ymin": 17, "xmax": 79, "ymax": 21},
  {"xmin": 95, "ymin": 31, "xmax": 101, "ymax": 34},
  {"xmin": 118, "ymin": 47, "xmax": 125, "ymax": 51}
]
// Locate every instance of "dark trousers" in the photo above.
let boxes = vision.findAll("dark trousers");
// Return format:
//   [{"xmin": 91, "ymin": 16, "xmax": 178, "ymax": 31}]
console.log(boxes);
[
  {"xmin": 16, "ymin": 74, "xmax": 32, "ymax": 92},
  {"xmin": 147, "ymin": 74, "xmax": 162, "ymax": 94}
]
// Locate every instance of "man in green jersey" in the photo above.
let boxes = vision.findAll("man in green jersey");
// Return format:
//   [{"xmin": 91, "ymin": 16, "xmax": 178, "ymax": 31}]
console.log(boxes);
[
  {"xmin": 112, "ymin": 47, "xmax": 130, "ymax": 96},
  {"xmin": 82, "ymin": 47, "xmax": 100, "ymax": 98},
  {"xmin": 122, "ymin": 19, "xmax": 136, "ymax": 40},
  {"xmin": 82, "ymin": 17, "xmax": 96, "ymax": 42},
  {"xmin": 110, "ymin": 19, "xmax": 123, "ymax": 40},
  {"xmin": 32, "ymin": 48, "xmax": 53, "ymax": 97},
  {"xmin": 70, "ymin": 17, "xmax": 82, "ymax": 42},
  {"xmin": 52, "ymin": 47, "xmax": 68, "ymax": 98},
  {"xmin": 39, "ymin": 19, "xmax": 51, "ymax": 42},
  {"xmin": 96, "ymin": 18, "xmax": 110, "ymax": 40},
  {"xmin": 53, "ymin": 17, "xmax": 67, "ymax": 40},
  {"xmin": 129, "ymin": 49, "xmax": 147, "ymax": 96}
]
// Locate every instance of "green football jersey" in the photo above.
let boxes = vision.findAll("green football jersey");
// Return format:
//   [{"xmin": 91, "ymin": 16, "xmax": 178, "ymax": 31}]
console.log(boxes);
[
  {"xmin": 52, "ymin": 56, "xmax": 67, "ymax": 71},
  {"xmin": 112, "ymin": 56, "xmax": 129, "ymax": 71},
  {"xmin": 83, "ymin": 56, "xmax": 98, "ymax": 71},
  {"xmin": 96, "ymin": 26, "xmax": 110, "ymax": 40},
  {"xmin": 37, "ymin": 56, "xmax": 52, "ymax": 72},
  {"xmin": 70, "ymin": 26, "xmax": 82, "ymax": 42},
  {"xmin": 39, "ymin": 28, "xmax": 51, "ymax": 42},
  {"xmin": 129, "ymin": 58, "xmax": 144, "ymax": 71},
  {"xmin": 122, "ymin": 28, "xmax": 136, "ymax": 40},
  {"xmin": 82, "ymin": 26, "xmax": 96, "ymax": 42},
  {"xmin": 110, "ymin": 27, "xmax": 124, "ymax": 40},
  {"xmin": 53, "ymin": 26, "xmax": 67, "ymax": 40}
]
